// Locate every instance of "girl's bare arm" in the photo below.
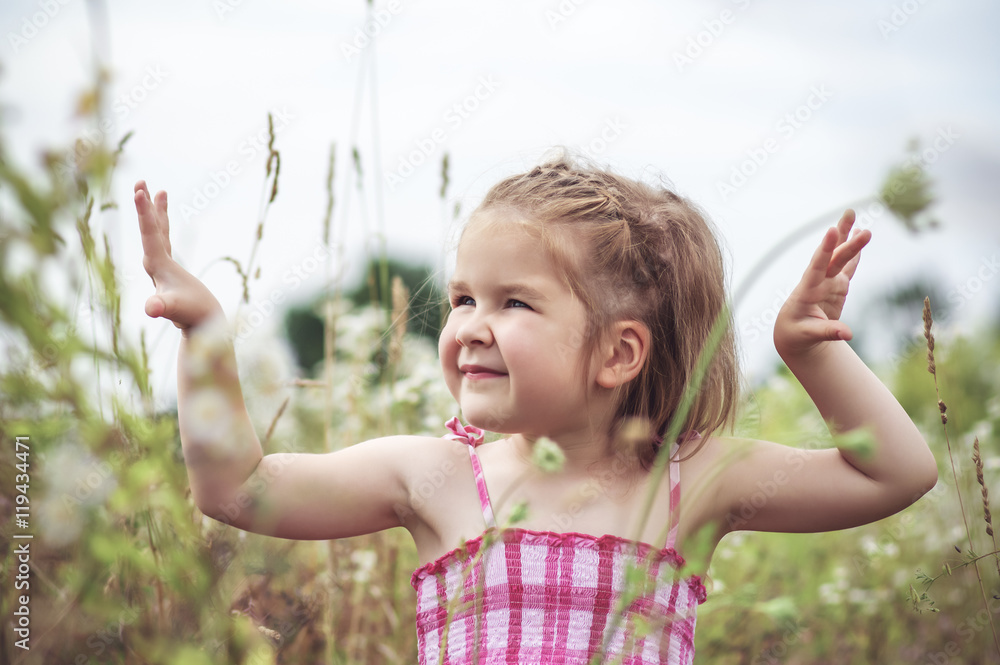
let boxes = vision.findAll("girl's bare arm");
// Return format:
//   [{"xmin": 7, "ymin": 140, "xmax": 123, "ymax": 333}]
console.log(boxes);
[
  {"xmin": 706, "ymin": 210, "xmax": 937, "ymax": 534},
  {"xmin": 135, "ymin": 180, "xmax": 418, "ymax": 539}
]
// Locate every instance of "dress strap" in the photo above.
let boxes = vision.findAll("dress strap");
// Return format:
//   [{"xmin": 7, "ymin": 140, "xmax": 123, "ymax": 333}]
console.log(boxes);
[
  {"xmin": 665, "ymin": 430, "xmax": 701, "ymax": 550},
  {"xmin": 444, "ymin": 418, "xmax": 496, "ymax": 529}
]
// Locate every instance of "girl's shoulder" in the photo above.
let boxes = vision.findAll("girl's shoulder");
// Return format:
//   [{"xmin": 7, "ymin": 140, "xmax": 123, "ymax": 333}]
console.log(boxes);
[
  {"xmin": 673, "ymin": 433, "xmax": 746, "ymax": 534},
  {"xmin": 364, "ymin": 432, "xmax": 475, "ymax": 473}
]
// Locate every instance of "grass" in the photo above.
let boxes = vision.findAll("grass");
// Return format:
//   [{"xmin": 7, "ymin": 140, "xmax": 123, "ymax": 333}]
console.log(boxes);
[{"xmin": 1, "ymin": 52, "xmax": 999, "ymax": 665}]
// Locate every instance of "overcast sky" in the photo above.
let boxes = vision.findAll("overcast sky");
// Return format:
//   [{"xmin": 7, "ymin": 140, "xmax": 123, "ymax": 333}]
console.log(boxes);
[{"xmin": 2, "ymin": 0, "xmax": 998, "ymax": 410}]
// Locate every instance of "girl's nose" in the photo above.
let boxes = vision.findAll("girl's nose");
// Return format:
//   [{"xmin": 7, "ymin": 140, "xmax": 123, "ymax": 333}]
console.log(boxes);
[{"xmin": 455, "ymin": 311, "xmax": 493, "ymax": 347}]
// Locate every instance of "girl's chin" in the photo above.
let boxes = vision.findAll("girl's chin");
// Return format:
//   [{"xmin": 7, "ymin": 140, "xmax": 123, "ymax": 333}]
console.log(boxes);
[{"xmin": 458, "ymin": 408, "xmax": 516, "ymax": 434}]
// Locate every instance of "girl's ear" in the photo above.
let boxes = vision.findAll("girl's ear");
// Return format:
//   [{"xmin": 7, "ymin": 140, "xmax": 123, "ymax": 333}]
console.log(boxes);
[{"xmin": 595, "ymin": 320, "xmax": 650, "ymax": 389}]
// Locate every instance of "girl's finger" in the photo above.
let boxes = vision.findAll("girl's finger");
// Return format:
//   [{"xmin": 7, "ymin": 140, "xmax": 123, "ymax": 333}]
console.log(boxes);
[
  {"xmin": 803, "ymin": 227, "xmax": 839, "ymax": 287},
  {"xmin": 841, "ymin": 233, "xmax": 868, "ymax": 280},
  {"xmin": 144, "ymin": 294, "xmax": 165, "ymax": 319},
  {"xmin": 797, "ymin": 317, "xmax": 854, "ymax": 344},
  {"xmin": 135, "ymin": 187, "xmax": 168, "ymax": 269},
  {"xmin": 834, "ymin": 209, "xmax": 856, "ymax": 245},
  {"xmin": 826, "ymin": 228, "xmax": 871, "ymax": 278},
  {"xmin": 153, "ymin": 190, "xmax": 172, "ymax": 256}
]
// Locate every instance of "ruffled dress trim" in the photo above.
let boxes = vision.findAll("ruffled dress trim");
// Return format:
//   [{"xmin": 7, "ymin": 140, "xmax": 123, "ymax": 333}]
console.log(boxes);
[{"xmin": 411, "ymin": 527, "xmax": 708, "ymax": 605}]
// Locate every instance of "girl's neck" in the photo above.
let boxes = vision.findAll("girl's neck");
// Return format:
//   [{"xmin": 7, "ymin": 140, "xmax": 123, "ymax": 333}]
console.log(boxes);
[{"xmin": 511, "ymin": 430, "xmax": 631, "ymax": 475}]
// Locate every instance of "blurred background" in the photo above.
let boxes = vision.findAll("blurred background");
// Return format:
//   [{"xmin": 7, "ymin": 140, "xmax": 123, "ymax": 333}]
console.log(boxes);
[
  {"xmin": 2, "ymin": 0, "xmax": 999, "ymax": 393},
  {"xmin": 1, "ymin": 1, "xmax": 999, "ymax": 663}
]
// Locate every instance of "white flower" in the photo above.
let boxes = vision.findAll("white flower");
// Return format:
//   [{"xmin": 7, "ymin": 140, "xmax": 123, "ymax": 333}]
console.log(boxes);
[
  {"xmin": 236, "ymin": 334, "xmax": 295, "ymax": 399},
  {"xmin": 38, "ymin": 492, "xmax": 83, "ymax": 547},
  {"xmin": 37, "ymin": 444, "xmax": 117, "ymax": 547},
  {"xmin": 183, "ymin": 386, "xmax": 235, "ymax": 449},
  {"xmin": 818, "ymin": 583, "xmax": 841, "ymax": 605},
  {"xmin": 182, "ymin": 313, "xmax": 234, "ymax": 378},
  {"xmin": 860, "ymin": 535, "xmax": 879, "ymax": 556},
  {"xmin": 350, "ymin": 549, "xmax": 377, "ymax": 584}
]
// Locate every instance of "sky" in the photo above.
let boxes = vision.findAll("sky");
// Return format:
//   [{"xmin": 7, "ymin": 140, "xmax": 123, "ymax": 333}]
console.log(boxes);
[{"xmin": 1, "ymin": 0, "xmax": 998, "ymax": 411}]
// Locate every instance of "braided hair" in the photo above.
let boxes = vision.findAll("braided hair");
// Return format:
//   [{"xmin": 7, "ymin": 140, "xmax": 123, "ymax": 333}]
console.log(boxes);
[{"xmin": 467, "ymin": 151, "xmax": 740, "ymax": 466}]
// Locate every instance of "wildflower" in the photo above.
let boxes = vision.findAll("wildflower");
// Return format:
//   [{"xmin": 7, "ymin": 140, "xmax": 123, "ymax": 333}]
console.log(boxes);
[
  {"xmin": 183, "ymin": 386, "xmax": 235, "ymax": 448},
  {"xmin": 182, "ymin": 312, "xmax": 234, "ymax": 378},
  {"xmin": 38, "ymin": 492, "xmax": 83, "ymax": 547},
  {"xmin": 350, "ymin": 549, "xmax": 377, "ymax": 584},
  {"xmin": 531, "ymin": 436, "xmax": 566, "ymax": 473},
  {"xmin": 833, "ymin": 427, "xmax": 875, "ymax": 459},
  {"xmin": 508, "ymin": 501, "xmax": 529, "ymax": 526},
  {"xmin": 879, "ymin": 150, "xmax": 935, "ymax": 231},
  {"xmin": 38, "ymin": 444, "xmax": 115, "ymax": 547},
  {"xmin": 237, "ymin": 334, "xmax": 295, "ymax": 399}
]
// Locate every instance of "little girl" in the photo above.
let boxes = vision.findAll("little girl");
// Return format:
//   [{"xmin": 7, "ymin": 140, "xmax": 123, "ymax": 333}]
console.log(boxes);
[{"xmin": 134, "ymin": 154, "xmax": 938, "ymax": 664}]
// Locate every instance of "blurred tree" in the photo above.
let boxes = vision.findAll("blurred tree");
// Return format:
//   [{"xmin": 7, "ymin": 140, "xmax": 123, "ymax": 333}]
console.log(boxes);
[
  {"xmin": 854, "ymin": 278, "xmax": 947, "ymax": 365},
  {"xmin": 283, "ymin": 304, "xmax": 326, "ymax": 375},
  {"xmin": 282, "ymin": 256, "xmax": 444, "ymax": 375},
  {"xmin": 346, "ymin": 256, "xmax": 445, "ymax": 341}
]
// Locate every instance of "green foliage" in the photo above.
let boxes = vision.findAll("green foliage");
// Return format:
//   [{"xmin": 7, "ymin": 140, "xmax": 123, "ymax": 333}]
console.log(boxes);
[
  {"xmin": 698, "ymin": 329, "xmax": 1000, "ymax": 662},
  {"xmin": 346, "ymin": 256, "xmax": 446, "ymax": 342},
  {"xmin": 282, "ymin": 305, "xmax": 326, "ymax": 374},
  {"xmin": 282, "ymin": 256, "xmax": 445, "ymax": 377},
  {"xmin": 2, "ymin": 72, "xmax": 996, "ymax": 665}
]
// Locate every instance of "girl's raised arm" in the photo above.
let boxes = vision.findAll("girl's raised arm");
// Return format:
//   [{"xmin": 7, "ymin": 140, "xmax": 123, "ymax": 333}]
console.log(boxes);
[
  {"xmin": 135, "ymin": 181, "xmax": 419, "ymax": 540},
  {"xmin": 707, "ymin": 210, "xmax": 938, "ymax": 534}
]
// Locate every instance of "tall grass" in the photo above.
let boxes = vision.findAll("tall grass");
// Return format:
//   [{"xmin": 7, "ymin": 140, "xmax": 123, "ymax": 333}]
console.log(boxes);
[{"xmin": 2, "ymin": 36, "xmax": 997, "ymax": 665}]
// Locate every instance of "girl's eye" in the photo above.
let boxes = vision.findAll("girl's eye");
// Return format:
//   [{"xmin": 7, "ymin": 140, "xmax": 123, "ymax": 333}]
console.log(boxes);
[
  {"xmin": 508, "ymin": 299, "xmax": 531, "ymax": 309},
  {"xmin": 452, "ymin": 295, "xmax": 475, "ymax": 307}
]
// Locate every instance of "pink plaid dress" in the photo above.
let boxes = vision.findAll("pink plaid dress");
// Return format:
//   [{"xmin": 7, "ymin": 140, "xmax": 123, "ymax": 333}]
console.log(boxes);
[{"xmin": 410, "ymin": 419, "xmax": 707, "ymax": 665}]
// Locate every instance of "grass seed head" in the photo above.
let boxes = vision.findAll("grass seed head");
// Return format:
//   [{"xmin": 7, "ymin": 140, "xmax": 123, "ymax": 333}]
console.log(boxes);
[
  {"xmin": 923, "ymin": 297, "xmax": 937, "ymax": 375},
  {"xmin": 973, "ymin": 438, "xmax": 995, "ymax": 538}
]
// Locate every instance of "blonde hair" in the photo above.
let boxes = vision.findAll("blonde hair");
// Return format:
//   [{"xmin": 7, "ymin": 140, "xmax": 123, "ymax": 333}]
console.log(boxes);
[{"xmin": 468, "ymin": 151, "xmax": 740, "ymax": 466}]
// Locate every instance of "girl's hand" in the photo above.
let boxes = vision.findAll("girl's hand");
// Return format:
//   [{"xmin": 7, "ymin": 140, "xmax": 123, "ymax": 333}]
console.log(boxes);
[
  {"xmin": 773, "ymin": 209, "xmax": 872, "ymax": 359},
  {"xmin": 135, "ymin": 180, "xmax": 224, "ymax": 333}
]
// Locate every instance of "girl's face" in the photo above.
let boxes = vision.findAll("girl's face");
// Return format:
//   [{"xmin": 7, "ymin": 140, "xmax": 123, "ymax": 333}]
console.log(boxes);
[{"xmin": 439, "ymin": 211, "xmax": 600, "ymax": 438}]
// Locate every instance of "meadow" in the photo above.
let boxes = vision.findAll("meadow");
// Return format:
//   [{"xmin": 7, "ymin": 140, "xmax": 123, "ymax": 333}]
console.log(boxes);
[{"xmin": 1, "ymin": 74, "xmax": 998, "ymax": 665}]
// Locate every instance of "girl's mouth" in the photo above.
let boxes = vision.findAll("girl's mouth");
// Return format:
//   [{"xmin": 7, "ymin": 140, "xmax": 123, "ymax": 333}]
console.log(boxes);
[{"xmin": 459, "ymin": 364, "xmax": 507, "ymax": 380}]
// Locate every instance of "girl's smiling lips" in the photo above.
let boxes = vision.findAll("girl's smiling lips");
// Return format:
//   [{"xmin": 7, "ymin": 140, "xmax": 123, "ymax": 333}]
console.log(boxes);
[{"xmin": 459, "ymin": 364, "xmax": 507, "ymax": 379}]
